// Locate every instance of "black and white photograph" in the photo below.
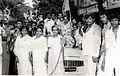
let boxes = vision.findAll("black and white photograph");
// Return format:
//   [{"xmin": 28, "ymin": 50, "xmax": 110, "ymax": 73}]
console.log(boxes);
[{"xmin": 0, "ymin": 0, "xmax": 120, "ymax": 76}]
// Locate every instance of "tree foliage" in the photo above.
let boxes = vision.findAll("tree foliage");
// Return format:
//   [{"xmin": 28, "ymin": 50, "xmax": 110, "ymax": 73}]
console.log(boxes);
[
  {"xmin": 0, "ymin": 0, "xmax": 32, "ymax": 21},
  {"xmin": 33, "ymin": 0, "xmax": 63, "ymax": 15}
]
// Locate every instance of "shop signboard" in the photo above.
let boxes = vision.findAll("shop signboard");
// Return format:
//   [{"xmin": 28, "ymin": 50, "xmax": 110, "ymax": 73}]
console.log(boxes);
[
  {"xmin": 78, "ymin": 4, "xmax": 98, "ymax": 15},
  {"xmin": 87, "ymin": 4, "xmax": 98, "ymax": 13},
  {"xmin": 107, "ymin": 0, "xmax": 120, "ymax": 9},
  {"xmin": 78, "ymin": 0, "xmax": 98, "ymax": 15},
  {"xmin": 84, "ymin": 0, "xmax": 97, "ymax": 7},
  {"xmin": 78, "ymin": 8, "xmax": 87, "ymax": 15}
]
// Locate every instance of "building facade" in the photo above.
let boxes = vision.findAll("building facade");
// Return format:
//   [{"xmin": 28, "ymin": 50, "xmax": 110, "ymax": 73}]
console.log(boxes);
[{"xmin": 72, "ymin": 0, "xmax": 120, "ymax": 15}]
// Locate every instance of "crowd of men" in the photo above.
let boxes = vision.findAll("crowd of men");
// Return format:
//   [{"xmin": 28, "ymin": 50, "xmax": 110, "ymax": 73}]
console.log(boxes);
[{"xmin": 0, "ymin": 10, "xmax": 120, "ymax": 76}]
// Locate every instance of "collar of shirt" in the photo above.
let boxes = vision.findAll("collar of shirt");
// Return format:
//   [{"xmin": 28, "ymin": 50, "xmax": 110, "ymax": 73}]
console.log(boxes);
[{"xmin": 86, "ymin": 22, "xmax": 95, "ymax": 33}]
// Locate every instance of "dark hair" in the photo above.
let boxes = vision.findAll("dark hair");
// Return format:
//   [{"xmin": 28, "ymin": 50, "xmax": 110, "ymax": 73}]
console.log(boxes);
[
  {"xmin": 36, "ymin": 27, "xmax": 43, "ymax": 33},
  {"xmin": 110, "ymin": 14, "xmax": 119, "ymax": 21},
  {"xmin": 39, "ymin": 21, "xmax": 44, "ymax": 24},
  {"xmin": 0, "ymin": 20, "xmax": 5, "ymax": 27},
  {"xmin": 20, "ymin": 26, "xmax": 29, "ymax": 33},
  {"xmin": 16, "ymin": 20, "xmax": 22, "ymax": 24},
  {"xmin": 99, "ymin": 10, "xmax": 107, "ymax": 16},
  {"xmin": 84, "ymin": 13, "xmax": 95, "ymax": 19},
  {"xmin": 51, "ymin": 25, "xmax": 59, "ymax": 31},
  {"xmin": 32, "ymin": 12, "xmax": 36, "ymax": 15},
  {"xmin": 31, "ymin": 21, "xmax": 37, "ymax": 25}
]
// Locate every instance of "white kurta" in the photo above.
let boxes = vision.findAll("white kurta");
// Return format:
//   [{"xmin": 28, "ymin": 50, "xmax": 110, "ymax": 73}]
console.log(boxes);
[
  {"xmin": 74, "ymin": 27, "xmax": 83, "ymax": 46},
  {"xmin": 61, "ymin": 21, "xmax": 72, "ymax": 36},
  {"xmin": 103, "ymin": 29, "xmax": 115, "ymax": 76},
  {"xmin": 14, "ymin": 35, "xmax": 32, "ymax": 75},
  {"xmin": 0, "ymin": 27, "xmax": 5, "ymax": 75},
  {"xmin": 31, "ymin": 36, "xmax": 47, "ymax": 75},
  {"xmin": 112, "ymin": 27, "xmax": 120, "ymax": 76},
  {"xmin": 44, "ymin": 18, "xmax": 55, "ymax": 35},
  {"xmin": 98, "ymin": 27, "xmax": 120, "ymax": 76},
  {"xmin": 48, "ymin": 35, "xmax": 64, "ymax": 75},
  {"xmin": 97, "ymin": 22, "xmax": 112, "ymax": 76},
  {"xmin": 82, "ymin": 23, "xmax": 101, "ymax": 75}
]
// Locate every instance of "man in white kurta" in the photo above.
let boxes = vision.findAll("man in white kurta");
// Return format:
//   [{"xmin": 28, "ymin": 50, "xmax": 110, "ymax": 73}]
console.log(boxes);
[
  {"xmin": 60, "ymin": 16, "xmax": 72, "ymax": 36},
  {"xmin": 97, "ymin": 13, "xmax": 112, "ymax": 76},
  {"xmin": 102, "ymin": 28, "xmax": 115, "ymax": 76},
  {"xmin": 82, "ymin": 14, "xmax": 101, "ymax": 76},
  {"xmin": 113, "ymin": 27, "xmax": 120, "ymax": 76},
  {"xmin": 44, "ymin": 14, "xmax": 55, "ymax": 35},
  {"xmin": 103, "ymin": 16, "xmax": 120, "ymax": 76}
]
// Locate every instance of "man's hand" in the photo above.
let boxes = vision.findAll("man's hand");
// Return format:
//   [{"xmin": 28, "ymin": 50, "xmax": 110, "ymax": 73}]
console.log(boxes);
[
  {"xmin": 78, "ymin": 43, "xmax": 82, "ymax": 50},
  {"xmin": 92, "ymin": 56, "xmax": 99, "ymax": 63},
  {"xmin": 101, "ymin": 58, "xmax": 105, "ymax": 72},
  {"xmin": 44, "ymin": 51, "xmax": 48, "ymax": 64},
  {"xmin": 100, "ymin": 44, "xmax": 106, "ymax": 54},
  {"xmin": 16, "ymin": 56, "xmax": 19, "ymax": 63},
  {"xmin": 29, "ymin": 52, "xmax": 33, "ymax": 66}
]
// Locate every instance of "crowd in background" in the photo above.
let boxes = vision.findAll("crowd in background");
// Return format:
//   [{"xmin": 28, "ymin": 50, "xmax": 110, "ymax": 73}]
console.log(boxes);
[
  {"xmin": 1, "ymin": 11, "xmax": 84, "ymax": 75},
  {"xmin": 0, "ymin": 9, "xmax": 120, "ymax": 76}
]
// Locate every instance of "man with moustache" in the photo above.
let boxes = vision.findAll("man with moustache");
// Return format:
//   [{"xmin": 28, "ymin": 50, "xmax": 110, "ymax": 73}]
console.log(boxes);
[{"xmin": 82, "ymin": 13, "xmax": 101, "ymax": 76}]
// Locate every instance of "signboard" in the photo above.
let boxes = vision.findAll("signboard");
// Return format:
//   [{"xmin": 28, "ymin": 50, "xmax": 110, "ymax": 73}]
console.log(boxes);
[
  {"xmin": 87, "ymin": 4, "xmax": 98, "ymax": 13},
  {"xmin": 77, "ymin": 0, "xmax": 98, "ymax": 15},
  {"xmin": 78, "ymin": 4, "xmax": 98, "ymax": 15},
  {"xmin": 84, "ymin": 0, "xmax": 97, "ymax": 7},
  {"xmin": 73, "ymin": 0, "xmax": 97, "ymax": 7},
  {"xmin": 78, "ymin": 8, "xmax": 87, "ymax": 15},
  {"xmin": 107, "ymin": 0, "xmax": 120, "ymax": 9}
]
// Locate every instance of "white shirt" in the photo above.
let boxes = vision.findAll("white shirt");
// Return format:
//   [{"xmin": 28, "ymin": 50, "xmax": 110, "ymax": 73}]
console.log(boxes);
[
  {"xmin": 61, "ymin": 21, "xmax": 72, "ymax": 36},
  {"xmin": 102, "ymin": 21, "xmax": 111, "ymax": 45},
  {"xmin": 82, "ymin": 23, "xmax": 101, "ymax": 57},
  {"xmin": 44, "ymin": 18, "xmax": 55, "ymax": 35},
  {"xmin": 74, "ymin": 27, "xmax": 83, "ymax": 45}
]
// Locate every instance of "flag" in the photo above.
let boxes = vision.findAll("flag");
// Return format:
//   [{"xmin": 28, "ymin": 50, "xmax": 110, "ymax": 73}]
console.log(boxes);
[
  {"xmin": 62, "ymin": 0, "xmax": 70, "ymax": 15},
  {"xmin": 62, "ymin": 0, "xmax": 72, "ymax": 23}
]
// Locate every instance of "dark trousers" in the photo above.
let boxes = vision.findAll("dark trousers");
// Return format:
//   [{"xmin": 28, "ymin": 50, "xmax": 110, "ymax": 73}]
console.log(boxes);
[{"xmin": 9, "ymin": 51, "xmax": 17, "ymax": 75}]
